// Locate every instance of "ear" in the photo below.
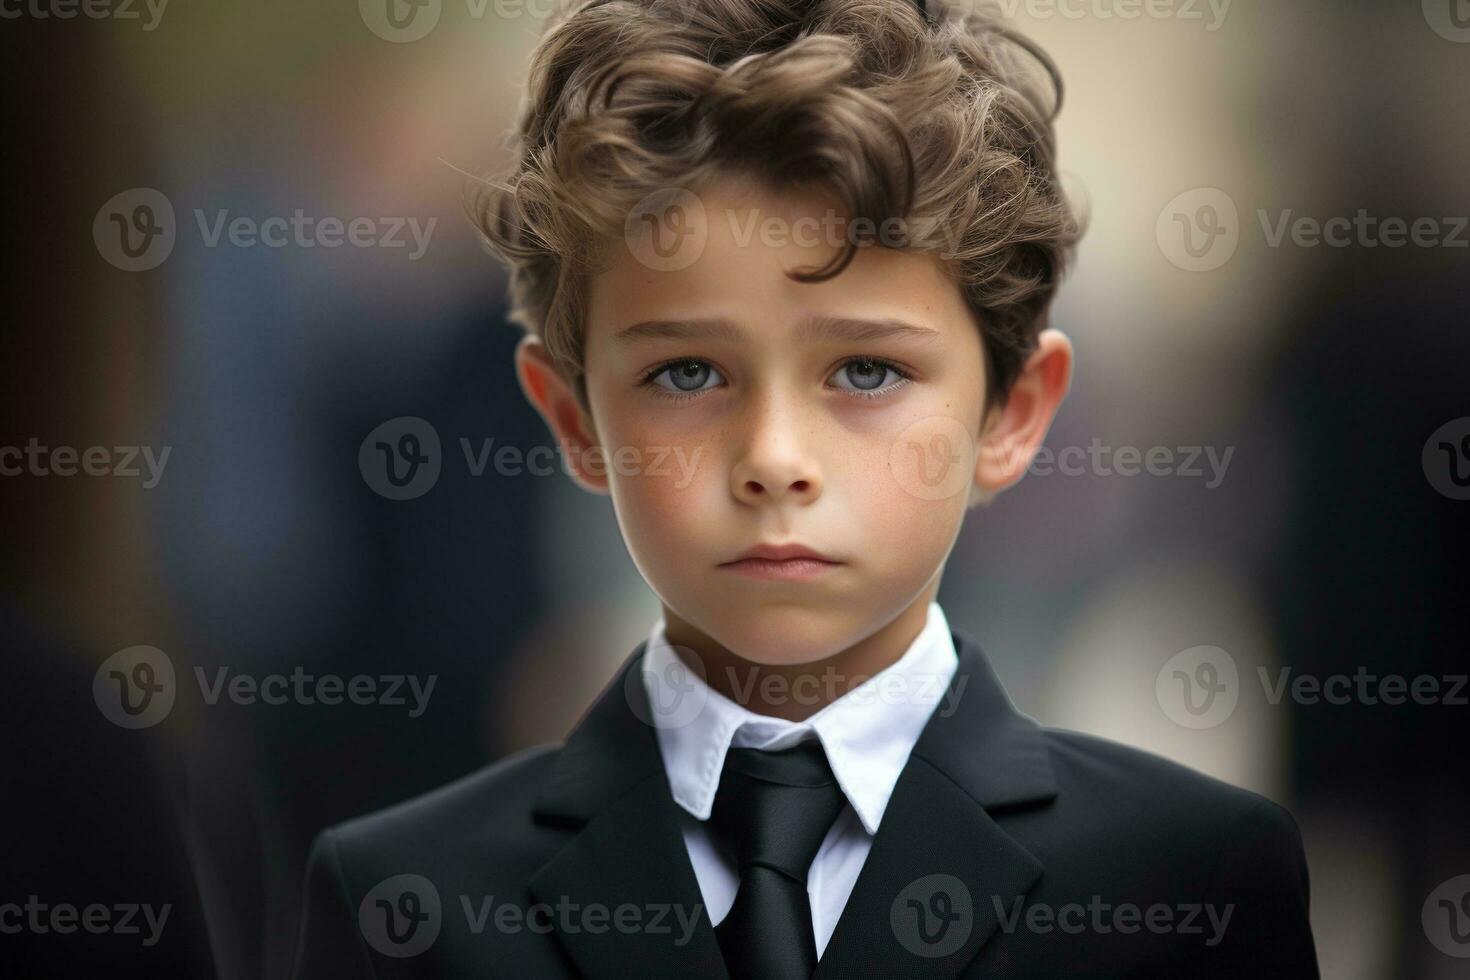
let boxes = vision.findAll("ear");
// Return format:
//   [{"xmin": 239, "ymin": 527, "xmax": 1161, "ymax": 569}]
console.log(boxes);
[
  {"xmin": 974, "ymin": 328, "xmax": 1073, "ymax": 499},
  {"xmin": 514, "ymin": 334, "xmax": 608, "ymax": 494}
]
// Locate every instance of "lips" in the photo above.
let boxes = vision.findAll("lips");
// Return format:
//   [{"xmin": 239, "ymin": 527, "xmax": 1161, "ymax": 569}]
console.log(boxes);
[
  {"xmin": 718, "ymin": 542, "xmax": 842, "ymax": 581},
  {"xmin": 721, "ymin": 542, "xmax": 840, "ymax": 564}
]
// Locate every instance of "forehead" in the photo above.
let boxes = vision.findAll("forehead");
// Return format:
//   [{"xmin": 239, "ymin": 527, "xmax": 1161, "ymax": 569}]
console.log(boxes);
[{"xmin": 585, "ymin": 174, "xmax": 971, "ymax": 349}]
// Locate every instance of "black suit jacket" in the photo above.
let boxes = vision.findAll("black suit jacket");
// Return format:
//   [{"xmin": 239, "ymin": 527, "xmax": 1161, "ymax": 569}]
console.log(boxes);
[{"xmin": 293, "ymin": 629, "xmax": 1319, "ymax": 978}]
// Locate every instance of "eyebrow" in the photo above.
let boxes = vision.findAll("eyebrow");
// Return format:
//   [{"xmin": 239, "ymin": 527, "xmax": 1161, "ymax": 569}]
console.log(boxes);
[{"xmin": 612, "ymin": 315, "xmax": 942, "ymax": 346}]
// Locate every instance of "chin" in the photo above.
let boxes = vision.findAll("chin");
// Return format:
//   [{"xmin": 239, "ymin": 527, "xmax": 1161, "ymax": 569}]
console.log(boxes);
[{"xmin": 704, "ymin": 610, "xmax": 855, "ymax": 666}]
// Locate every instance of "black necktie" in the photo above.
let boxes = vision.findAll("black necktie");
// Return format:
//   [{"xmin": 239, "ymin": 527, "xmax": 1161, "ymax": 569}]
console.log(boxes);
[{"xmin": 707, "ymin": 740, "xmax": 849, "ymax": 980}]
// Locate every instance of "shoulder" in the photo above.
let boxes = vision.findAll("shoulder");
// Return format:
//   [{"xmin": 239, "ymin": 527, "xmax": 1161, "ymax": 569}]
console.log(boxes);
[
  {"xmin": 980, "ymin": 727, "xmax": 1318, "ymax": 972},
  {"xmin": 1035, "ymin": 726, "xmax": 1307, "ymax": 872},
  {"xmin": 310, "ymin": 742, "xmax": 566, "ymax": 885},
  {"xmin": 293, "ymin": 744, "xmax": 572, "ymax": 973}
]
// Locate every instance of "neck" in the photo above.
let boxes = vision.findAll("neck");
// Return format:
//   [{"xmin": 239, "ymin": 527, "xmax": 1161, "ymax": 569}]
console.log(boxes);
[{"xmin": 660, "ymin": 584, "xmax": 939, "ymax": 722}]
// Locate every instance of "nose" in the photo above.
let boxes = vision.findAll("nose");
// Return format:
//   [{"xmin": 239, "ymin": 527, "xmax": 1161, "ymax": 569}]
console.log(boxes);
[{"xmin": 729, "ymin": 388, "xmax": 824, "ymax": 506}]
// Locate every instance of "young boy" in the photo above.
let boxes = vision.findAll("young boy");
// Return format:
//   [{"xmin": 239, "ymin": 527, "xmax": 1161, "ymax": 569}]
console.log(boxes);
[{"xmin": 295, "ymin": 0, "xmax": 1319, "ymax": 975}]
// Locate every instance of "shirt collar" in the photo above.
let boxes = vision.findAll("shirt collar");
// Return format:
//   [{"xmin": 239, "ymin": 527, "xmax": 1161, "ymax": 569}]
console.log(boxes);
[{"xmin": 640, "ymin": 602, "xmax": 959, "ymax": 835}]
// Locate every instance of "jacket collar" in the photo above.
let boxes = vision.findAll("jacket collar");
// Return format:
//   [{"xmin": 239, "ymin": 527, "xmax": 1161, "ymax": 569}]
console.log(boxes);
[
  {"xmin": 642, "ymin": 600, "xmax": 960, "ymax": 835},
  {"xmin": 529, "ymin": 627, "xmax": 1057, "ymax": 979}
]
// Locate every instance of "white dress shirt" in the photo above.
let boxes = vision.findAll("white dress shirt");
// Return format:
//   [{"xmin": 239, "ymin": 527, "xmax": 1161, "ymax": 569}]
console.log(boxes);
[{"xmin": 639, "ymin": 601, "xmax": 959, "ymax": 958}]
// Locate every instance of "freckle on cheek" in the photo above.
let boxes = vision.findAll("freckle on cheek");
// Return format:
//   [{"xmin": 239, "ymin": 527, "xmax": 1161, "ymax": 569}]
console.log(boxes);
[{"xmin": 631, "ymin": 473, "xmax": 700, "ymax": 517}]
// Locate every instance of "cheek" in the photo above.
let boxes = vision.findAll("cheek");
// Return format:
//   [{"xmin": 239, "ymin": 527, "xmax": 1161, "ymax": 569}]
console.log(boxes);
[
  {"xmin": 839, "ymin": 446, "xmax": 965, "ymax": 550},
  {"xmin": 830, "ymin": 408, "xmax": 974, "ymax": 562},
  {"xmin": 603, "ymin": 429, "xmax": 722, "ymax": 560}
]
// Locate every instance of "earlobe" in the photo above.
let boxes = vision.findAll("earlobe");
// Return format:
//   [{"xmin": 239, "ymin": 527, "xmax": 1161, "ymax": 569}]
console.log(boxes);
[
  {"xmin": 514, "ymin": 335, "xmax": 608, "ymax": 494},
  {"xmin": 974, "ymin": 328, "xmax": 1074, "ymax": 497}
]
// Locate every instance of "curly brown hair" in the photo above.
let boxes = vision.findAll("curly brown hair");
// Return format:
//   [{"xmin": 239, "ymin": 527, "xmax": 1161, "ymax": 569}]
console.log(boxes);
[{"xmin": 472, "ymin": 0, "xmax": 1083, "ymax": 416}]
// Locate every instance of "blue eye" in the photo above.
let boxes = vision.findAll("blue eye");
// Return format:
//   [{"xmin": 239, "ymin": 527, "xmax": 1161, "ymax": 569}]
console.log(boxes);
[
  {"xmin": 828, "ymin": 357, "xmax": 911, "ymax": 399},
  {"xmin": 643, "ymin": 359, "xmax": 724, "ymax": 399},
  {"xmin": 638, "ymin": 356, "xmax": 912, "ymax": 401}
]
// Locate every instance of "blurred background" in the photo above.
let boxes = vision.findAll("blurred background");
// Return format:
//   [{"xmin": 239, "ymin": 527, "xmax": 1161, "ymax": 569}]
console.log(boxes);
[{"xmin": 2, "ymin": 0, "xmax": 1466, "ymax": 976}]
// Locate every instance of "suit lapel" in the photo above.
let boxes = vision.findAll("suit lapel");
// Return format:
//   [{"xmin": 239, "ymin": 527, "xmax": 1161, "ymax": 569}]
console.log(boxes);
[
  {"xmin": 814, "ymin": 629, "xmax": 1058, "ymax": 979},
  {"xmin": 528, "ymin": 642, "xmax": 730, "ymax": 980},
  {"xmin": 527, "ymin": 628, "xmax": 1055, "ymax": 980}
]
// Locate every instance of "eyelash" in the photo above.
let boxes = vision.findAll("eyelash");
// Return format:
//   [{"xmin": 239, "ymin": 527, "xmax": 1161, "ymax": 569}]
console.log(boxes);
[{"xmin": 638, "ymin": 356, "xmax": 914, "ymax": 402}]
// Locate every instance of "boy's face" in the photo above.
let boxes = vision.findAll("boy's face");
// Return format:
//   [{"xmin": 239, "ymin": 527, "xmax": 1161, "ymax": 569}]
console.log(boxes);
[{"xmin": 521, "ymin": 174, "xmax": 1068, "ymax": 666}]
